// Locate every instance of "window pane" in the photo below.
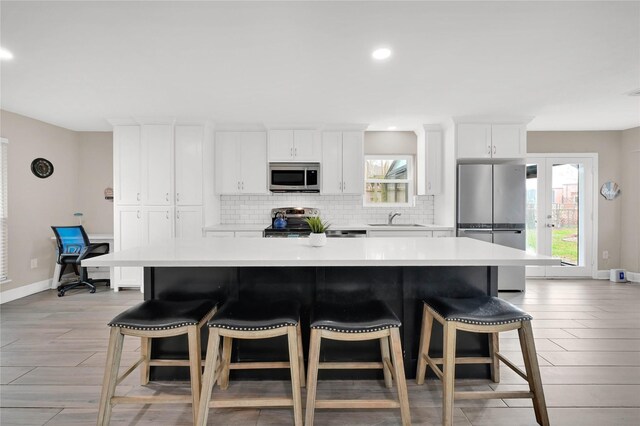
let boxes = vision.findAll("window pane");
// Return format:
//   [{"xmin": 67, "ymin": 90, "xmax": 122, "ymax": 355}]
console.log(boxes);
[
  {"xmin": 526, "ymin": 164, "xmax": 538, "ymax": 254},
  {"xmin": 551, "ymin": 163, "xmax": 580, "ymax": 266},
  {"xmin": 365, "ymin": 159, "xmax": 408, "ymax": 180},
  {"xmin": 365, "ymin": 182, "xmax": 409, "ymax": 204}
]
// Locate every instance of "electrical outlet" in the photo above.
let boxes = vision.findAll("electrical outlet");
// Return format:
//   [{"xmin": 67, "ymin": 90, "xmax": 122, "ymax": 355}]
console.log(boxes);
[
  {"xmin": 602, "ymin": 251, "xmax": 609, "ymax": 260},
  {"xmin": 30, "ymin": 258, "xmax": 38, "ymax": 269}
]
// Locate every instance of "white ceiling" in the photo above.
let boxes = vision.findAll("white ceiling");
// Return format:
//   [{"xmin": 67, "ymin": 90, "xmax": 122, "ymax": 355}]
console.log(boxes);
[{"xmin": 1, "ymin": 1, "xmax": 639, "ymax": 132}]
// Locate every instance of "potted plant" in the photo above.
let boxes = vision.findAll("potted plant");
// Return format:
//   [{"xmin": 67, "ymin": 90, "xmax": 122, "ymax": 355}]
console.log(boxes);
[{"xmin": 305, "ymin": 216, "xmax": 330, "ymax": 247}]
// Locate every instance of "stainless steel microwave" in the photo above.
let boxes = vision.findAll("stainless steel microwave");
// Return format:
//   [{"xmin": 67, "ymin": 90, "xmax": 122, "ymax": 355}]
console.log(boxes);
[{"xmin": 269, "ymin": 162, "xmax": 320, "ymax": 193}]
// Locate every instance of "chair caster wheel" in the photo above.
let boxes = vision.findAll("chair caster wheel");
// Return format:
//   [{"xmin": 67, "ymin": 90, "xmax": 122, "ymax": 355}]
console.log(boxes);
[
  {"xmin": 90, "ymin": 289, "xmax": 96, "ymax": 294},
  {"xmin": 58, "ymin": 291, "xmax": 65, "ymax": 297}
]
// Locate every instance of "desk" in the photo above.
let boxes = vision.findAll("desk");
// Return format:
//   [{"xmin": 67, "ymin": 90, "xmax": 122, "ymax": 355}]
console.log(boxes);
[{"xmin": 51, "ymin": 234, "xmax": 114, "ymax": 289}]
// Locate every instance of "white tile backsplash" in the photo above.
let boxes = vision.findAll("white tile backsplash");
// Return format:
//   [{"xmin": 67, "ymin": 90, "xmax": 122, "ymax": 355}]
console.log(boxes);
[{"xmin": 220, "ymin": 194, "xmax": 434, "ymax": 225}]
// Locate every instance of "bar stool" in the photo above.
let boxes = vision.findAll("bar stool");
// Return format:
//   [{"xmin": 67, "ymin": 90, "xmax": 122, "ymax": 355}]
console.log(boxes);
[
  {"xmin": 97, "ymin": 299, "xmax": 217, "ymax": 425},
  {"xmin": 305, "ymin": 300, "xmax": 412, "ymax": 426},
  {"xmin": 416, "ymin": 296, "xmax": 549, "ymax": 426},
  {"xmin": 196, "ymin": 300, "xmax": 304, "ymax": 426}
]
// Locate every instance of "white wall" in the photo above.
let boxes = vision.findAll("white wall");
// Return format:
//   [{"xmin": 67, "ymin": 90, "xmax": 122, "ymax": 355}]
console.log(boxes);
[
  {"xmin": 77, "ymin": 132, "xmax": 113, "ymax": 233},
  {"xmin": 620, "ymin": 127, "xmax": 640, "ymax": 273}
]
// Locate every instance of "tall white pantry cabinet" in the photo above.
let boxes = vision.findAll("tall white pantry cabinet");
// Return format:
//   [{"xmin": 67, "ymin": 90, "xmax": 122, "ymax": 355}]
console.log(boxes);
[{"xmin": 112, "ymin": 123, "xmax": 206, "ymax": 291}]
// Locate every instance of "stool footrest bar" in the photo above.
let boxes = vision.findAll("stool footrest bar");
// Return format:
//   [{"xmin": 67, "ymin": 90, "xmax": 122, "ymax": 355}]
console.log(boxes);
[
  {"xmin": 318, "ymin": 362, "xmax": 384, "ymax": 370},
  {"xmin": 455, "ymin": 390, "xmax": 534, "ymax": 400},
  {"xmin": 314, "ymin": 399, "xmax": 401, "ymax": 409},
  {"xmin": 229, "ymin": 361, "xmax": 291, "ymax": 370},
  {"xmin": 111, "ymin": 395, "xmax": 191, "ymax": 405},
  {"xmin": 209, "ymin": 398, "xmax": 294, "ymax": 408}
]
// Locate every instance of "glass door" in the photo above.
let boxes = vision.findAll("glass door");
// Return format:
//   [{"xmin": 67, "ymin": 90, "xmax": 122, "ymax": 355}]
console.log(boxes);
[{"xmin": 526, "ymin": 156, "xmax": 594, "ymax": 277}]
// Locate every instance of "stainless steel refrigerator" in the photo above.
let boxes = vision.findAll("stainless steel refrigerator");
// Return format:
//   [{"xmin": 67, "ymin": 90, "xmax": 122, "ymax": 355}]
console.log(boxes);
[{"xmin": 457, "ymin": 164, "xmax": 526, "ymax": 291}]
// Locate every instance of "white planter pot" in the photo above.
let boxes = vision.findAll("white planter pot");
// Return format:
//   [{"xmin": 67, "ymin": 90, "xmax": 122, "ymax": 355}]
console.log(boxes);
[{"xmin": 309, "ymin": 232, "xmax": 327, "ymax": 247}]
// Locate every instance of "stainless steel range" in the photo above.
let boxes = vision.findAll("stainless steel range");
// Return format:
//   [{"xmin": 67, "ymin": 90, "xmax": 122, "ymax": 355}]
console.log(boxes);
[{"xmin": 263, "ymin": 207, "xmax": 319, "ymax": 238}]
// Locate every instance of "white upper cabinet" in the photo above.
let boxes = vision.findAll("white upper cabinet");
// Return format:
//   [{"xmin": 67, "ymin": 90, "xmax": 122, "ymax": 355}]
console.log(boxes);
[
  {"xmin": 425, "ymin": 129, "xmax": 443, "ymax": 195},
  {"xmin": 113, "ymin": 126, "xmax": 141, "ymax": 205},
  {"xmin": 175, "ymin": 125, "xmax": 204, "ymax": 205},
  {"xmin": 457, "ymin": 124, "xmax": 492, "ymax": 159},
  {"xmin": 215, "ymin": 131, "xmax": 267, "ymax": 194},
  {"xmin": 490, "ymin": 124, "xmax": 526, "ymax": 158},
  {"xmin": 457, "ymin": 123, "xmax": 527, "ymax": 160},
  {"xmin": 142, "ymin": 125, "xmax": 173, "ymax": 205},
  {"xmin": 268, "ymin": 129, "xmax": 320, "ymax": 162},
  {"xmin": 240, "ymin": 132, "xmax": 268, "ymax": 193},
  {"xmin": 321, "ymin": 131, "xmax": 363, "ymax": 195},
  {"xmin": 341, "ymin": 131, "xmax": 364, "ymax": 195}
]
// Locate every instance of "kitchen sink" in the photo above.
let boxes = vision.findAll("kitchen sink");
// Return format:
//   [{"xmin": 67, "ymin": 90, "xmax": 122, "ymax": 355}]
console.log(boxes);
[{"xmin": 368, "ymin": 223, "xmax": 426, "ymax": 227}]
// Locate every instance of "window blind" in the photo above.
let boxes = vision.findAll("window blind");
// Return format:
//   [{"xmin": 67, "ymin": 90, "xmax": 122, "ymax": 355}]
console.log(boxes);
[{"xmin": 0, "ymin": 138, "xmax": 8, "ymax": 282}]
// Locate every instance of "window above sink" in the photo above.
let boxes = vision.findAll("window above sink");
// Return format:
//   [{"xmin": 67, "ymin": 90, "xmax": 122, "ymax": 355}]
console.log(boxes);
[{"xmin": 364, "ymin": 155, "xmax": 414, "ymax": 207}]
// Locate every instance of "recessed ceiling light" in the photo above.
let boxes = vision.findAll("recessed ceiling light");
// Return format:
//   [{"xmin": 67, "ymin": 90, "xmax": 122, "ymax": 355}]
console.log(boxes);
[
  {"xmin": 372, "ymin": 47, "xmax": 391, "ymax": 61},
  {"xmin": 387, "ymin": 126, "xmax": 397, "ymax": 130},
  {"xmin": 0, "ymin": 47, "xmax": 13, "ymax": 61}
]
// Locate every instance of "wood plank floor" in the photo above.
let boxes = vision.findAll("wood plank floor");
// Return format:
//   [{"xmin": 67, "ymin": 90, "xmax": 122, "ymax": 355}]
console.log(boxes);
[{"xmin": 1, "ymin": 279, "xmax": 640, "ymax": 425}]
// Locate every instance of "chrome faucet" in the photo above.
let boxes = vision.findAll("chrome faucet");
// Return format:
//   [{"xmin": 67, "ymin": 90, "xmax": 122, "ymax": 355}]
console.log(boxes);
[{"xmin": 388, "ymin": 211, "xmax": 402, "ymax": 225}]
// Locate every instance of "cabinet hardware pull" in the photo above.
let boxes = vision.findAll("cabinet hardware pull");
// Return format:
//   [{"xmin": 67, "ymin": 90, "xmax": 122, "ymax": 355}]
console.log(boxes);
[
  {"xmin": 237, "ymin": 181, "xmax": 240, "ymax": 190},
  {"xmin": 487, "ymin": 145, "xmax": 491, "ymax": 155},
  {"xmin": 493, "ymin": 145, "xmax": 496, "ymax": 155},
  {"xmin": 176, "ymin": 193, "xmax": 180, "ymax": 202},
  {"xmin": 241, "ymin": 182, "xmax": 244, "ymax": 190},
  {"xmin": 294, "ymin": 147, "xmax": 297, "ymax": 156},
  {"xmin": 428, "ymin": 182, "xmax": 431, "ymax": 190},
  {"xmin": 137, "ymin": 193, "xmax": 140, "ymax": 201},
  {"xmin": 166, "ymin": 211, "xmax": 169, "ymax": 219},
  {"xmin": 165, "ymin": 193, "xmax": 169, "ymax": 202},
  {"xmin": 177, "ymin": 211, "xmax": 180, "ymax": 219},
  {"xmin": 137, "ymin": 210, "xmax": 141, "ymax": 219},
  {"xmin": 290, "ymin": 147, "xmax": 293, "ymax": 157}
]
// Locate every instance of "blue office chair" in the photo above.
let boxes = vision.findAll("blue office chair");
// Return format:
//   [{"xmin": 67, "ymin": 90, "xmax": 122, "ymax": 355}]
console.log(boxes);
[{"xmin": 51, "ymin": 226, "xmax": 110, "ymax": 297}]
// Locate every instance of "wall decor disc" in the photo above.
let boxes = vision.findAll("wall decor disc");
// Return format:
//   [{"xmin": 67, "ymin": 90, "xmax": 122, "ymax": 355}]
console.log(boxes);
[{"xmin": 31, "ymin": 158, "xmax": 54, "ymax": 178}]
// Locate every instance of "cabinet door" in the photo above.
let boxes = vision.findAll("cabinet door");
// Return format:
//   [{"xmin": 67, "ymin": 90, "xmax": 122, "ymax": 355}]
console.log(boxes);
[
  {"xmin": 368, "ymin": 230, "xmax": 433, "ymax": 238},
  {"xmin": 175, "ymin": 125, "xmax": 203, "ymax": 205},
  {"xmin": 205, "ymin": 231, "xmax": 235, "ymax": 238},
  {"xmin": 341, "ymin": 131, "xmax": 364, "ymax": 195},
  {"xmin": 457, "ymin": 124, "xmax": 492, "ymax": 159},
  {"xmin": 176, "ymin": 206, "xmax": 203, "ymax": 238},
  {"xmin": 425, "ymin": 130, "xmax": 443, "ymax": 195},
  {"xmin": 144, "ymin": 206, "xmax": 174, "ymax": 244},
  {"xmin": 114, "ymin": 126, "xmax": 141, "ymax": 205},
  {"xmin": 268, "ymin": 130, "xmax": 294, "ymax": 161},
  {"xmin": 114, "ymin": 206, "xmax": 143, "ymax": 288},
  {"xmin": 215, "ymin": 132, "xmax": 240, "ymax": 194},
  {"xmin": 240, "ymin": 132, "xmax": 267, "ymax": 194},
  {"xmin": 234, "ymin": 231, "xmax": 263, "ymax": 238},
  {"xmin": 491, "ymin": 124, "xmax": 525, "ymax": 159},
  {"xmin": 143, "ymin": 125, "xmax": 173, "ymax": 205},
  {"xmin": 293, "ymin": 130, "xmax": 319, "ymax": 161},
  {"xmin": 433, "ymin": 230, "xmax": 453, "ymax": 238},
  {"xmin": 321, "ymin": 132, "xmax": 343, "ymax": 194}
]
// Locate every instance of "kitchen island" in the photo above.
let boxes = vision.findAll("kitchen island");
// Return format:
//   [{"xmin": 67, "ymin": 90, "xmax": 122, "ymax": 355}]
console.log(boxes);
[{"xmin": 84, "ymin": 237, "xmax": 558, "ymax": 381}]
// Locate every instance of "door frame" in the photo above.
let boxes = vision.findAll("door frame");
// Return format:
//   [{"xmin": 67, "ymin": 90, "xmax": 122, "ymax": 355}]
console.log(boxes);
[{"xmin": 525, "ymin": 153, "xmax": 598, "ymax": 279}]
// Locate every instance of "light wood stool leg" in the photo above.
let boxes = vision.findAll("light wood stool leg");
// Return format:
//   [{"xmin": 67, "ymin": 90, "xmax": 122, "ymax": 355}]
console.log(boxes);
[
  {"xmin": 140, "ymin": 337, "xmax": 151, "ymax": 385},
  {"xmin": 442, "ymin": 322, "xmax": 457, "ymax": 426},
  {"xmin": 287, "ymin": 326, "xmax": 304, "ymax": 426},
  {"xmin": 196, "ymin": 328, "xmax": 221, "ymax": 426},
  {"xmin": 389, "ymin": 328, "xmax": 412, "ymax": 426},
  {"xmin": 304, "ymin": 329, "xmax": 322, "ymax": 426},
  {"xmin": 416, "ymin": 304, "xmax": 433, "ymax": 385},
  {"xmin": 519, "ymin": 321, "xmax": 550, "ymax": 426},
  {"xmin": 490, "ymin": 332, "xmax": 500, "ymax": 383},
  {"xmin": 218, "ymin": 336, "xmax": 232, "ymax": 389},
  {"xmin": 296, "ymin": 323, "xmax": 306, "ymax": 388},
  {"xmin": 380, "ymin": 336, "xmax": 393, "ymax": 388},
  {"xmin": 187, "ymin": 326, "xmax": 202, "ymax": 424},
  {"xmin": 97, "ymin": 327, "xmax": 125, "ymax": 426}
]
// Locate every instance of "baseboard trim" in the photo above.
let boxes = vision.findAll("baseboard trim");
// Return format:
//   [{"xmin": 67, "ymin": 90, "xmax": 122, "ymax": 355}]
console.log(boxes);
[
  {"xmin": 0, "ymin": 278, "xmax": 52, "ymax": 304},
  {"xmin": 595, "ymin": 270, "xmax": 640, "ymax": 283}
]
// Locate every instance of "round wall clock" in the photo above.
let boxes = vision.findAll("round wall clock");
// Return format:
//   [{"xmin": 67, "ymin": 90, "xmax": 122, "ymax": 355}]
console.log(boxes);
[{"xmin": 31, "ymin": 158, "xmax": 54, "ymax": 178}]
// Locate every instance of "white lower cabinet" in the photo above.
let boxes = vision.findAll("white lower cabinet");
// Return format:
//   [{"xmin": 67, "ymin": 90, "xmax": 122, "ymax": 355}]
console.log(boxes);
[
  {"xmin": 205, "ymin": 230, "xmax": 263, "ymax": 238},
  {"xmin": 176, "ymin": 206, "xmax": 204, "ymax": 238},
  {"xmin": 144, "ymin": 206, "xmax": 174, "ymax": 244},
  {"xmin": 368, "ymin": 230, "xmax": 433, "ymax": 238},
  {"xmin": 433, "ymin": 230, "xmax": 453, "ymax": 238},
  {"xmin": 114, "ymin": 206, "xmax": 144, "ymax": 292}
]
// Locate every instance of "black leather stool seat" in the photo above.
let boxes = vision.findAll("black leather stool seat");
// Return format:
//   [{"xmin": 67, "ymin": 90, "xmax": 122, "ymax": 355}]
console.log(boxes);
[
  {"xmin": 424, "ymin": 296, "xmax": 532, "ymax": 326},
  {"xmin": 108, "ymin": 299, "xmax": 217, "ymax": 331},
  {"xmin": 310, "ymin": 300, "xmax": 401, "ymax": 333},
  {"xmin": 208, "ymin": 300, "xmax": 300, "ymax": 331}
]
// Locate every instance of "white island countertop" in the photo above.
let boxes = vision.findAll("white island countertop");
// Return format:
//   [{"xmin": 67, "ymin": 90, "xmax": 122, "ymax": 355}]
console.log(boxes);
[{"xmin": 83, "ymin": 237, "xmax": 558, "ymax": 268}]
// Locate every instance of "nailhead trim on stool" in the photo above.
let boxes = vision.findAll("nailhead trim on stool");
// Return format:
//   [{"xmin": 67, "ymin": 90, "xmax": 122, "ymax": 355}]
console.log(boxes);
[
  {"xmin": 311, "ymin": 324, "xmax": 399, "ymax": 332},
  {"xmin": 208, "ymin": 321, "xmax": 297, "ymax": 331}
]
